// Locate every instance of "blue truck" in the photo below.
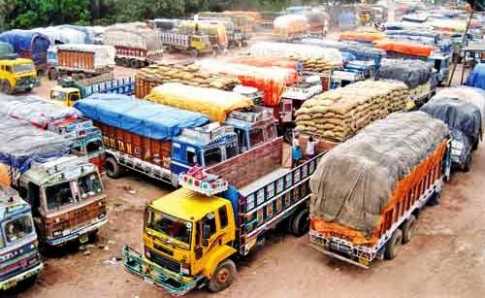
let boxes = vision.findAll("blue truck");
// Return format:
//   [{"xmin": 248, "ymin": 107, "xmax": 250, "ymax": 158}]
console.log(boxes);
[{"xmin": 74, "ymin": 94, "xmax": 277, "ymax": 187}]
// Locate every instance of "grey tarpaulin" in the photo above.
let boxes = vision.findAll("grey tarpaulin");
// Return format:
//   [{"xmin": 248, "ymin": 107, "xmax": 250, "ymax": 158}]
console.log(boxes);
[
  {"xmin": 376, "ymin": 59, "xmax": 433, "ymax": 89},
  {"xmin": 309, "ymin": 111, "xmax": 449, "ymax": 236}
]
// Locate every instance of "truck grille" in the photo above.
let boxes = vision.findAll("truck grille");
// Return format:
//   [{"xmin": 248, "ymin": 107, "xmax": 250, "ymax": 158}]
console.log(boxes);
[{"xmin": 148, "ymin": 249, "xmax": 180, "ymax": 273}]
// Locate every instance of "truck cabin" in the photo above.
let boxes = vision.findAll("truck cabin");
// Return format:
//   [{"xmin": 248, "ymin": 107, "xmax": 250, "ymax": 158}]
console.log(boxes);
[
  {"xmin": 225, "ymin": 107, "xmax": 278, "ymax": 152},
  {"xmin": 170, "ymin": 123, "xmax": 239, "ymax": 175},
  {"xmin": 50, "ymin": 86, "xmax": 81, "ymax": 107},
  {"xmin": 17, "ymin": 157, "xmax": 106, "ymax": 245},
  {"xmin": 0, "ymin": 187, "xmax": 37, "ymax": 253},
  {"xmin": 429, "ymin": 54, "xmax": 451, "ymax": 83},
  {"xmin": 0, "ymin": 58, "xmax": 37, "ymax": 93}
]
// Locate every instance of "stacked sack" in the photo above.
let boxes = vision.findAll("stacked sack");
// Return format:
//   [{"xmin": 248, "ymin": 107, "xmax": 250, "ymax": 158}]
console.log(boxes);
[
  {"xmin": 299, "ymin": 57, "xmax": 335, "ymax": 73},
  {"xmin": 295, "ymin": 80, "xmax": 409, "ymax": 141},
  {"xmin": 135, "ymin": 63, "xmax": 239, "ymax": 98}
]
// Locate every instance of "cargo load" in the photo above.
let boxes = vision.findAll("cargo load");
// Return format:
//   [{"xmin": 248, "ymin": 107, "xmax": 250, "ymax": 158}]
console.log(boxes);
[
  {"xmin": 434, "ymin": 86, "xmax": 485, "ymax": 126},
  {"xmin": 273, "ymin": 14, "xmax": 309, "ymax": 40},
  {"xmin": 0, "ymin": 30, "xmax": 50, "ymax": 69},
  {"xmin": 296, "ymin": 80, "xmax": 409, "ymax": 141},
  {"xmin": 145, "ymin": 83, "xmax": 254, "ymax": 122},
  {"xmin": 375, "ymin": 40, "xmax": 433, "ymax": 57},
  {"xmin": 250, "ymin": 42, "xmax": 343, "ymax": 70},
  {"xmin": 310, "ymin": 111, "xmax": 449, "ymax": 244},
  {"xmin": 55, "ymin": 44, "xmax": 115, "ymax": 70},
  {"xmin": 32, "ymin": 26, "xmax": 93, "ymax": 45},
  {"xmin": 135, "ymin": 63, "xmax": 239, "ymax": 98},
  {"xmin": 0, "ymin": 41, "xmax": 16, "ymax": 59},
  {"xmin": 75, "ymin": 94, "xmax": 209, "ymax": 141},
  {"xmin": 339, "ymin": 31, "xmax": 384, "ymax": 43},
  {"xmin": 466, "ymin": 63, "xmax": 485, "ymax": 90},
  {"xmin": 197, "ymin": 59, "xmax": 298, "ymax": 107}
]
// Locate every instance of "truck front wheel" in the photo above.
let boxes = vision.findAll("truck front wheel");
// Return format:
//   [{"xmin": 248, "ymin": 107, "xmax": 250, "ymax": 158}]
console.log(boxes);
[
  {"xmin": 208, "ymin": 259, "xmax": 237, "ymax": 293},
  {"xmin": 105, "ymin": 157, "xmax": 122, "ymax": 178},
  {"xmin": 463, "ymin": 154, "xmax": 472, "ymax": 172},
  {"xmin": 1, "ymin": 80, "xmax": 12, "ymax": 94},
  {"xmin": 401, "ymin": 215, "xmax": 417, "ymax": 244},
  {"xmin": 384, "ymin": 229, "xmax": 403, "ymax": 260},
  {"xmin": 290, "ymin": 209, "xmax": 309, "ymax": 237}
]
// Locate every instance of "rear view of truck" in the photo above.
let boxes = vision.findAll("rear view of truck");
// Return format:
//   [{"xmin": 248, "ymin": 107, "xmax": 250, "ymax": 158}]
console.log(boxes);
[
  {"xmin": 309, "ymin": 111, "xmax": 451, "ymax": 267},
  {"xmin": 104, "ymin": 25, "xmax": 163, "ymax": 68}
]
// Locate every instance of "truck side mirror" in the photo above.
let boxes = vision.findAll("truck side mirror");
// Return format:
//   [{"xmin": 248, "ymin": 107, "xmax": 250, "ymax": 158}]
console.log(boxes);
[{"xmin": 202, "ymin": 224, "xmax": 211, "ymax": 246}]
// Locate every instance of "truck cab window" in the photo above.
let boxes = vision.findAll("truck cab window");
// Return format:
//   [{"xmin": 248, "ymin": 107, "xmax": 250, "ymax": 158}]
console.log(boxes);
[
  {"xmin": 204, "ymin": 216, "xmax": 216, "ymax": 238},
  {"xmin": 250, "ymin": 128, "xmax": 264, "ymax": 147},
  {"xmin": 28, "ymin": 183, "xmax": 41, "ymax": 216},
  {"xmin": 203, "ymin": 147, "xmax": 222, "ymax": 167},
  {"xmin": 266, "ymin": 124, "xmax": 277, "ymax": 140},
  {"xmin": 226, "ymin": 143, "xmax": 238, "ymax": 159},
  {"xmin": 187, "ymin": 151, "xmax": 198, "ymax": 166},
  {"xmin": 87, "ymin": 140, "xmax": 103, "ymax": 155},
  {"xmin": 235, "ymin": 129, "xmax": 247, "ymax": 151},
  {"xmin": 219, "ymin": 206, "xmax": 228, "ymax": 228},
  {"xmin": 45, "ymin": 182, "xmax": 74, "ymax": 210}
]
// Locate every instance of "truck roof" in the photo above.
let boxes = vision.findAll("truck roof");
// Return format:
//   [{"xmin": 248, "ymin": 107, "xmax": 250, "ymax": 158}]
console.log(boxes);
[
  {"xmin": 0, "ymin": 186, "xmax": 30, "ymax": 220},
  {"xmin": 75, "ymin": 94, "xmax": 209, "ymax": 141},
  {"xmin": 0, "ymin": 58, "xmax": 33, "ymax": 65},
  {"xmin": 151, "ymin": 188, "xmax": 226, "ymax": 221}
]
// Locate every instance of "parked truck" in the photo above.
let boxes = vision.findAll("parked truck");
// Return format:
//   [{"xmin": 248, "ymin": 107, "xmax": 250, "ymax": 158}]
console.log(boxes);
[
  {"xmin": 103, "ymin": 26, "xmax": 163, "ymax": 68},
  {"xmin": 421, "ymin": 87, "xmax": 485, "ymax": 172},
  {"xmin": 161, "ymin": 32, "xmax": 215, "ymax": 57},
  {"xmin": 0, "ymin": 180, "xmax": 43, "ymax": 291},
  {"xmin": 309, "ymin": 112, "xmax": 451, "ymax": 268},
  {"xmin": 0, "ymin": 114, "xmax": 107, "ymax": 247},
  {"xmin": 74, "ymin": 94, "xmax": 277, "ymax": 186},
  {"xmin": 46, "ymin": 44, "xmax": 115, "ymax": 81},
  {"xmin": 0, "ymin": 30, "xmax": 50, "ymax": 74},
  {"xmin": 122, "ymin": 139, "xmax": 324, "ymax": 294},
  {"xmin": 0, "ymin": 94, "xmax": 105, "ymax": 170},
  {"xmin": 0, "ymin": 57, "xmax": 37, "ymax": 94},
  {"xmin": 50, "ymin": 73, "xmax": 134, "ymax": 106}
]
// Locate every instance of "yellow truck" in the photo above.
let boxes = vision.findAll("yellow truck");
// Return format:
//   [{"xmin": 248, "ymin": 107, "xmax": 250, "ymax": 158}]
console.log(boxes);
[
  {"xmin": 0, "ymin": 58, "xmax": 37, "ymax": 94},
  {"xmin": 123, "ymin": 137, "xmax": 324, "ymax": 294}
]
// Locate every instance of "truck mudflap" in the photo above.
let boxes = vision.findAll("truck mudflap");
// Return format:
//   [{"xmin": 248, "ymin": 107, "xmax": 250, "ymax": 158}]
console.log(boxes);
[
  {"xmin": 122, "ymin": 246, "xmax": 201, "ymax": 296},
  {"xmin": 0, "ymin": 262, "xmax": 43, "ymax": 291}
]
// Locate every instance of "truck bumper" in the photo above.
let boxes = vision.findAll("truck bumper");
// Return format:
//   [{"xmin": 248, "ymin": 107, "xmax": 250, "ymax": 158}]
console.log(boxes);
[
  {"xmin": 0, "ymin": 262, "xmax": 43, "ymax": 291},
  {"xmin": 45, "ymin": 217, "xmax": 108, "ymax": 246},
  {"xmin": 122, "ymin": 246, "xmax": 201, "ymax": 296}
]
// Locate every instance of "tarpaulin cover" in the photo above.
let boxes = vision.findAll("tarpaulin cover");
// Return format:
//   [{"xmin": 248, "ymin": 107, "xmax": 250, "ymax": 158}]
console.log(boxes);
[
  {"xmin": 376, "ymin": 59, "xmax": 433, "ymax": 88},
  {"xmin": 429, "ymin": 19, "xmax": 466, "ymax": 33},
  {"xmin": 32, "ymin": 26, "xmax": 91, "ymax": 45},
  {"xmin": 0, "ymin": 94, "xmax": 80, "ymax": 129},
  {"xmin": 433, "ymin": 86, "xmax": 485, "ymax": 133},
  {"xmin": 466, "ymin": 64, "xmax": 485, "ymax": 90},
  {"xmin": 250, "ymin": 42, "xmax": 343, "ymax": 66},
  {"xmin": 56, "ymin": 44, "xmax": 115, "ymax": 68},
  {"xmin": 375, "ymin": 39, "xmax": 433, "ymax": 57},
  {"xmin": 145, "ymin": 83, "xmax": 253, "ymax": 122},
  {"xmin": 310, "ymin": 111, "xmax": 449, "ymax": 237},
  {"xmin": 384, "ymin": 30, "xmax": 453, "ymax": 54},
  {"xmin": 382, "ymin": 21, "xmax": 434, "ymax": 31},
  {"xmin": 339, "ymin": 31, "xmax": 384, "ymax": 43},
  {"xmin": 74, "ymin": 94, "xmax": 209, "ymax": 141},
  {"xmin": 0, "ymin": 113, "xmax": 71, "ymax": 173},
  {"xmin": 197, "ymin": 59, "xmax": 297, "ymax": 107},
  {"xmin": 0, "ymin": 42, "xmax": 16, "ymax": 59},
  {"xmin": 104, "ymin": 26, "xmax": 163, "ymax": 52},
  {"xmin": 421, "ymin": 97, "xmax": 481, "ymax": 143},
  {"xmin": 273, "ymin": 14, "xmax": 308, "ymax": 37},
  {"xmin": 0, "ymin": 30, "xmax": 50, "ymax": 65}
]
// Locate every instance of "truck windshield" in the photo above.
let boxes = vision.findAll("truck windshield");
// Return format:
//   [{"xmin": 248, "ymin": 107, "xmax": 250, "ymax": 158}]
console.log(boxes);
[
  {"xmin": 86, "ymin": 140, "xmax": 104, "ymax": 155},
  {"xmin": 2, "ymin": 214, "xmax": 34, "ymax": 244},
  {"xmin": 78, "ymin": 173, "xmax": 103, "ymax": 200},
  {"xmin": 46, "ymin": 181, "xmax": 75, "ymax": 210},
  {"xmin": 13, "ymin": 63, "xmax": 34, "ymax": 73},
  {"xmin": 147, "ymin": 210, "xmax": 192, "ymax": 246}
]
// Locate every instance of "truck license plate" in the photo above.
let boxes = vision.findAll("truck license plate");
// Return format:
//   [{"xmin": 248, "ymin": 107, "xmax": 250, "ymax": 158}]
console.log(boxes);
[{"xmin": 79, "ymin": 233, "xmax": 89, "ymax": 244}]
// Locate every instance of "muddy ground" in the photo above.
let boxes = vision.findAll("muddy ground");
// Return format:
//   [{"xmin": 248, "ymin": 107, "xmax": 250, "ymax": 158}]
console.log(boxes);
[{"xmin": 5, "ymin": 45, "xmax": 484, "ymax": 298}]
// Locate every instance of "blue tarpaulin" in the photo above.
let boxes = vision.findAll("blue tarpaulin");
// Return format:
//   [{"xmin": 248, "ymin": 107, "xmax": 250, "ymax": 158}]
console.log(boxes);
[
  {"xmin": 466, "ymin": 64, "xmax": 485, "ymax": 90},
  {"xmin": 0, "ymin": 30, "xmax": 50, "ymax": 66},
  {"xmin": 74, "ymin": 94, "xmax": 210, "ymax": 141},
  {"xmin": 0, "ymin": 114, "xmax": 71, "ymax": 173}
]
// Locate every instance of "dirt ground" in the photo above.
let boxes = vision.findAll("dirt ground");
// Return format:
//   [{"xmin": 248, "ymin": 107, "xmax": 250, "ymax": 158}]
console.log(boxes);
[{"xmin": 6, "ymin": 43, "xmax": 485, "ymax": 298}]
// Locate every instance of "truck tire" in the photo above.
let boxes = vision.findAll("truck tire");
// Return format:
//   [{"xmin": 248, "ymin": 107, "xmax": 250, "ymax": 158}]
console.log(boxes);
[
  {"xmin": 208, "ymin": 259, "xmax": 237, "ymax": 293},
  {"xmin": 401, "ymin": 215, "xmax": 417, "ymax": 244},
  {"xmin": 114, "ymin": 57, "xmax": 122, "ymax": 66},
  {"xmin": 463, "ymin": 154, "xmax": 472, "ymax": 172},
  {"xmin": 472, "ymin": 140, "xmax": 479, "ymax": 151},
  {"xmin": 1, "ymin": 80, "xmax": 12, "ymax": 94},
  {"xmin": 129, "ymin": 59, "xmax": 139, "ymax": 68},
  {"xmin": 384, "ymin": 229, "xmax": 403, "ymax": 260},
  {"xmin": 105, "ymin": 157, "xmax": 122, "ymax": 178},
  {"xmin": 290, "ymin": 209, "xmax": 309, "ymax": 237},
  {"xmin": 190, "ymin": 49, "xmax": 199, "ymax": 58}
]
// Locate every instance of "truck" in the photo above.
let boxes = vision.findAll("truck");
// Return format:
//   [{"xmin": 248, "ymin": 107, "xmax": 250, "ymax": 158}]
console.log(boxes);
[
  {"xmin": 0, "ymin": 57, "xmax": 37, "ymax": 94},
  {"xmin": 177, "ymin": 21, "xmax": 229, "ymax": 53},
  {"xmin": 0, "ymin": 114, "xmax": 107, "ymax": 247},
  {"xmin": 46, "ymin": 44, "xmax": 115, "ymax": 81},
  {"xmin": 161, "ymin": 32, "xmax": 215, "ymax": 57},
  {"xmin": 421, "ymin": 87, "xmax": 485, "ymax": 172},
  {"xmin": 74, "ymin": 94, "xmax": 277, "ymax": 186},
  {"xmin": 0, "ymin": 182, "xmax": 43, "ymax": 291},
  {"xmin": 198, "ymin": 16, "xmax": 249, "ymax": 48},
  {"xmin": 309, "ymin": 111, "xmax": 451, "ymax": 268},
  {"xmin": 50, "ymin": 73, "xmax": 134, "ymax": 106},
  {"xmin": 0, "ymin": 94, "xmax": 105, "ymax": 171},
  {"xmin": 0, "ymin": 30, "xmax": 51, "ymax": 74},
  {"xmin": 122, "ymin": 138, "xmax": 324, "ymax": 294},
  {"xmin": 103, "ymin": 26, "xmax": 163, "ymax": 68},
  {"xmin": 273, "ymin": 14, "xmax": 309, "ymax": 41}
]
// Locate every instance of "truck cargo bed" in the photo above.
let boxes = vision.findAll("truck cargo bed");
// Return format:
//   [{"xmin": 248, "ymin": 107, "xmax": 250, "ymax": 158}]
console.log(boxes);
[{"xmin": 239, "ymin": 167, "xmax": 290, "ymax": 196}]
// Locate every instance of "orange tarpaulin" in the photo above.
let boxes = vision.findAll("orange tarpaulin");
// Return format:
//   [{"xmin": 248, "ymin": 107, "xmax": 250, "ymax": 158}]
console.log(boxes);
[
  {"xmin": 374, "ymin": 40, "xmax": 433, "ymax": 57},
  {"xmin": 339, "ymin": 31, "xmax": 384, "ymax": 43},
  {"xmin": 230, "ymin": 56, "xmax": 299, "ymax": 72}
]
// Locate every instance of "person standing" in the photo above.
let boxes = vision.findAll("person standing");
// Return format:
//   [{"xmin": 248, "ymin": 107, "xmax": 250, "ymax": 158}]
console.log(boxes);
[
  {"xmin": 305, "ymin": 136, "xmax": 317, "ymax": 159},
  {"xmin": 292, "ymin": 133, "xmax": 302, "ymax": 166}
]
